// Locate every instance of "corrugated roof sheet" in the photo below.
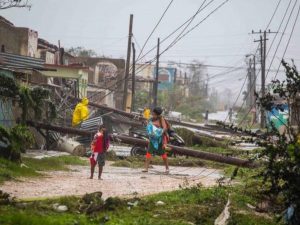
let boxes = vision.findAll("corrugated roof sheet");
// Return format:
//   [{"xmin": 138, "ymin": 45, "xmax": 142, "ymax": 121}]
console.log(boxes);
[{"xmin": 0, "ymin": 52, "xmax": 45, "ymax": 70}]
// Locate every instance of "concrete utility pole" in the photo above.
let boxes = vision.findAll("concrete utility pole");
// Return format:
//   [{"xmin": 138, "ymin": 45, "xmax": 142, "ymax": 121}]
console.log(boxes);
[
  {"xmin": 260, "ymin": 31, "xmax": 267, "ymax": 128},
  {"xmin": 252, "ymin": 56, "xmax": 257, "ymax": 124},
  {"xmin": 131, "ymin": 42, "xmax": 136, "ymax": 112},
  {"xmin": 153, "ymin": 38, "xmax": 160, "ymax": 108},
  {"xmin": 258, "ymin": 34, "xmax": 266, "ymax": 128},
  {"xmin": 246, "ymin": 59, "xmax": 251, "ymax": 108},
  {"xmin": 252, "ymin": 29, "xmax": 276, "ymax": 129},
  {"xmin": 246, "ymin": 55, "xmax": 257, "ymax": 124},
  {"xmin": 123, "ymin": 14, "xmax": 133, "ymax": 111}
]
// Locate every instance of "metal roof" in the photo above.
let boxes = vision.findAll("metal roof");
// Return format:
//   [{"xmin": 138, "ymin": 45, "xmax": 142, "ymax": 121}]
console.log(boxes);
[{"xmin": 0, "ymin": 52, "xmax": 45, "ymax": 70}]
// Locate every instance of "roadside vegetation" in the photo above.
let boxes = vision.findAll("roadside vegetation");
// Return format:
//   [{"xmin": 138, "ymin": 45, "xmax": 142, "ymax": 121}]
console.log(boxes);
[
  {"xmin": 0, "ymin": 156, "xmax": 88, "ymax": 184},
  {"xmin": 0, "ymin": 182, "xmax": 281, "ymax": 225}
]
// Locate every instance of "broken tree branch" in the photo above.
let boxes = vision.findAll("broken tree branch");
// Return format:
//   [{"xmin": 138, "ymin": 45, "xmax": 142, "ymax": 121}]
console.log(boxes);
[{"xmin": 0, "ymin": 0, "xmax": 31, "ymax": 10}]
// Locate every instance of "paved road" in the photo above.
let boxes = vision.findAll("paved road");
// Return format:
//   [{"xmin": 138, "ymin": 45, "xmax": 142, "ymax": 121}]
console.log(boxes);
[{"xmin": 1, "ymin": 163, "xmax": 222, "ymax": 200}]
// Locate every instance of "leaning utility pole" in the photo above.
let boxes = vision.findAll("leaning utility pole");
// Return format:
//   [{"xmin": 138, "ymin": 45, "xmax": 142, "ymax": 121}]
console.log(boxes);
[
  {"xmin": 131, "ymin": 42, "xmax": 136, "ymax": 112},
  {"xmin": 153, "ymin": 38, "xmax": 160, "ymax": 108},
  {"xmin": 123, "ymin": 14, "xmax": 133, "ymax": 111}
]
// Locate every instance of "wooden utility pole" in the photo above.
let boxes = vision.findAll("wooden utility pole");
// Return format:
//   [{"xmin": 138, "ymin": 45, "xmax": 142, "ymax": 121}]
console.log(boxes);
[
  {"xmin": 153, "ymin": 38, "xmax": 160, "ymax": 108},
  {"xmin": 123, "ymin": 14, "xmax": 133, "ymax": 111},
  {"xmin": 131, "ymin": 42, "xmax": 136, "ymax": 112},
  {"xmin": 252, "ymin": 30, "xmax": 276, "ymax": 128}
]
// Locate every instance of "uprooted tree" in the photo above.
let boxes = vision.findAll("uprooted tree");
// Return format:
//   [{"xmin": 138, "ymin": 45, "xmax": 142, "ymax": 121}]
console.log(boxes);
[
  {"xmin": 257, "ymin": 60, "xmax": 300, "ymax": 224},
  {"xmin": 0, "ymin": 0, "xmax": 31, "ymax": 10}
]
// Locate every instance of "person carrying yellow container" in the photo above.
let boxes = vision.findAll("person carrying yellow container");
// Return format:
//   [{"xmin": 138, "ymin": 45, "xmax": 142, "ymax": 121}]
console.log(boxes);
[
  {"xmin": 72, "ymin": 98, "xmax": 89, "ymax": 127},
  {"xmin": 143, "ymin": 107, "xmax": 151, "ymax": 120}
]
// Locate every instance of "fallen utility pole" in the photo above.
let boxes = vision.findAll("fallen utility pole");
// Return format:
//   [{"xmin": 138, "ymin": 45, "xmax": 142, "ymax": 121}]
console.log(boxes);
[
  {"xmin": 27, "ymin": 120, "xmax": 257, "ymax": 168},
  {"xmin": 110, "ymin": 135, "xmax": 256, "ymax": 168},
  {"xmin": 71, "ymin": 96, "xmax": 250, "ymax": 136}
]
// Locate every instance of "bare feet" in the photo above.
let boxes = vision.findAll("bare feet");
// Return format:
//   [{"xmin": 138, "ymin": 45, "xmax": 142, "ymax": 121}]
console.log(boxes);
[
  {"xmin": 89, "ymin": 176, "xmax": 93, "ymax": 179},
  {"xmin": 142, "ymin": 170, "xmax": 148, "ymax": 173},
  {"xmin": 165, "ymin": 169, "xmax": 170, "ymax": 174},
  {"xmin": 98, "ymin": 177, "xmax": 103, "ymax": 180}
]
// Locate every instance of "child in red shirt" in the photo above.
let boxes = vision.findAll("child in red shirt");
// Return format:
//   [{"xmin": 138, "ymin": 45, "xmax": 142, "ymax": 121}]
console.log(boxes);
[{"xmin": 89, "ymin": 125, "xmax": 110, "ymax": 179}]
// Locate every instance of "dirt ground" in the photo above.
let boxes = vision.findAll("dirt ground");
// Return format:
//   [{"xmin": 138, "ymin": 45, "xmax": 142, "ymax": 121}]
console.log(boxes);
[{"xmin": 0, "ymin": 162, "xmax": 222, "ymax": 200}]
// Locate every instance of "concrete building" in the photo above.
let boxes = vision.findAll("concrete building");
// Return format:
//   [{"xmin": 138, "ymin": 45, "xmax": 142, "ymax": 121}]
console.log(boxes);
[
  {"xmin": 69, "ymin": 57, "xmax": 126, "ymax": 110},
  {"xmin": 0, "ymin": 16, "xmax": 38, "ymax": 57},
  {"xmin": 37, "ymin": 38, "xmax": 59, "ymax": 64}
]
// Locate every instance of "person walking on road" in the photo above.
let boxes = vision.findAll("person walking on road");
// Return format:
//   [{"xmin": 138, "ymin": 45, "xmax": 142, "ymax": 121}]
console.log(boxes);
[{"xmin": 143, "ymin": 107, "xmax": 170, "ymax": 174}]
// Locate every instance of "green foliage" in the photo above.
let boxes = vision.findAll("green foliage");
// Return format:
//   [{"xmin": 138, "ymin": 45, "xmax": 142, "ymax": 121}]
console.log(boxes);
[
  {"xmin": 0, "ymin": 209, "xmax": 96, "ymax": 225},
  {"xmin": 0, "ymin": 185, "xmax": 281, "ymax": 225},
  {"xmin": 174, "ymin": 95, "xmax": 205, "ymax": 120},
  {"xmin": 0, "ymin": 157, "xmax": 39, "ymax": 184},
  {"xmin": 48, "ymin": 101, "xmax": 57, "ymax": 120},
  {"xmin": 173, "ymin": 127, "xmax": 195, "ymax": 146},
  {"xmin": 0, "ymin": 74, "xmax": 56, "ymax": 123},
  {"xmin": 19, "ymin": 86, "xmax": 55, "ymax": 122},
  {"xmin": 111, "ymin": 155, "xmax": 206, "ymax": 168},
  {"xmin": 66, "ymin": 46, "xmax": 97, "ymax": 57},
  {"xmin": 257, "ymin": 60, "xmax": 300, "ymax": 224},
  {"xmin": 0, "ymin": 125, "xmax": 34, "ymax": 162},
  {"xmin": 0, "ymin": 156, "xmax": 87, "ymax": 183},
  {"xmin": 174, "ymin": 127, "xmax": 228, "ymax": 148},
  {"xmin": 135, "ymin": 91, "xmax": 150, "ymax": 109},
  {"xmin": 10, "ymin": 125, "xmax": 35, "ymax": 153},
  {"xmin": 23, "ymin": 155, "xmax": 88, "ymax": 171},
  {"xmin": 228, "ymin": 211, "xmax": 279, "ymax": 225},
  {"xmin": 0, "ymin": 74, "xmax": 19, "ymax": 97},
  {"xmin": 30, "ymin": 86, "xmax": 50, "ymax": 120}
]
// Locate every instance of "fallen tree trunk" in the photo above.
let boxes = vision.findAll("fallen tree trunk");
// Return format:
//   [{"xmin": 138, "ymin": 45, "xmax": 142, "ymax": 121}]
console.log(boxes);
[
  {"xmin": 57, "ymin": 136, "xmax": 86, "ymax": 156},
  {"xmin": 26, "ymin": 121, "xmax": 257, "ymax": 168}
]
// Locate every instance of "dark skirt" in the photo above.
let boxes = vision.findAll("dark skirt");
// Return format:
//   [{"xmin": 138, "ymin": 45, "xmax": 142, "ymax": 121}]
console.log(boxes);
[{"xmin": 96, "ymin": 153, "xmax": 106, "ymax": 166}]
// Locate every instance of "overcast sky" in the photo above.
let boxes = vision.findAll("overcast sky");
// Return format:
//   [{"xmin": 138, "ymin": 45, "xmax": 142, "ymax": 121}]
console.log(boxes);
[{"xmin": 2, "ymin": 0, "xmax": 300, "ymax": 101}]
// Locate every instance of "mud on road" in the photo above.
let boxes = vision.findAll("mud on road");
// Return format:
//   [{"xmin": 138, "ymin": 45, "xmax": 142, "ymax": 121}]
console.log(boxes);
[{"xmin": 1, "ymin": 162, "xmax": 222, "ymax": 200}]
